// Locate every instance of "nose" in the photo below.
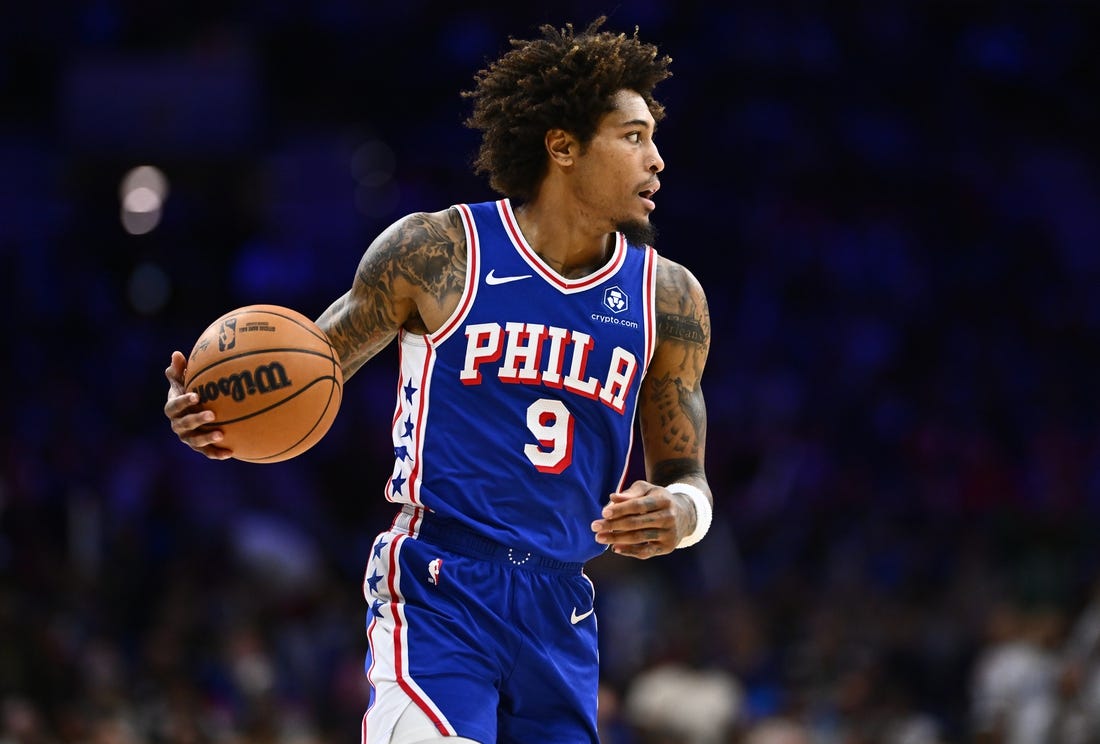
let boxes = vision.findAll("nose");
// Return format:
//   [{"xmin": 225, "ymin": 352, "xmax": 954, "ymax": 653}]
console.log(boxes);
[{"xmin": 648, "ymin": 142, "xmax": 664, "ymax": 173}]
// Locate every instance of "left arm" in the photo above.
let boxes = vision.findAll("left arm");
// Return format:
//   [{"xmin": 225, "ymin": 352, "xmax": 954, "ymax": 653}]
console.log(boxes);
[{"xmin": 591, "ymin": 256, "xmax": 712, "ymax": 559}]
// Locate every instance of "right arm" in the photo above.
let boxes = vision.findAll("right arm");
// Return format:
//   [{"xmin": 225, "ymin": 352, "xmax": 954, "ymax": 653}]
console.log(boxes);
[
  {"xmin": 164, "ymin": 208, "xmax": 468, "ymax": 458},
  {"xmin": 318, "ymin": 208, "xmax": 468, "ymax": 379}
]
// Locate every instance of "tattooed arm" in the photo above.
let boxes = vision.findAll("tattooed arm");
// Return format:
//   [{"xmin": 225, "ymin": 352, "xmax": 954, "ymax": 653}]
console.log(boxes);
[
  {"xmin": 164, "ymin": 208, "xmax": 467, "ymax": 458},
  {"xmin": 317, "ymin": 209, "xmax": 468, "ymax": 380},
  {"xmin": 591, "ymin": 255, "xmax": 712, "ymax": 558},
  {"xmin": 641, "ymin": 258, "xmax": 711, "ymax": 491}
]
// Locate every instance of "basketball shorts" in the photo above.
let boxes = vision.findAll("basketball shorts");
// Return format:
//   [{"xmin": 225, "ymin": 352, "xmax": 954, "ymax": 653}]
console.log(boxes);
[{"xmin": 361, "ymin": 506, "xmax": 600, "ymax": 744}]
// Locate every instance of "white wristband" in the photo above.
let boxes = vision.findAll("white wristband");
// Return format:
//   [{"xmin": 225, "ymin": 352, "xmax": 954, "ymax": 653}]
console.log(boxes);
[{"xmin": 667, "ymin": 483, "xmax": 712, "ymax": 549}]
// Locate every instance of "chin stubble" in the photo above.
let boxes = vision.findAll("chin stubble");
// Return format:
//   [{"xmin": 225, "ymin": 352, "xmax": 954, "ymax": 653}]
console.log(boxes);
[{"xmin": 615, "ymin": 219, "xmax": 658, "ymax": 247}]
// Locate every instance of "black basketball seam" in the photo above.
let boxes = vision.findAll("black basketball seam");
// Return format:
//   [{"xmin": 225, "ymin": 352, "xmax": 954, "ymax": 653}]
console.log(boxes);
[
  {"xmin": 216, "ymin": 307, "xmax": 330, "ymax": 346},
  {"xmin": 187, "ymin": 306, "xmax": 337, "ymax": 384},
  {"xmin": 240, "ymin": 377, "xmax": 343, "ymax": 463},
  {"xmin": 201, "ymin": 375, "xmax": 341, "ymax": 429}
]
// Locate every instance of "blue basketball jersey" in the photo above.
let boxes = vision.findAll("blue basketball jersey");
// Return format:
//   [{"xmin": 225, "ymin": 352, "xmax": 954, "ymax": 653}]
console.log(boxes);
[{"xmin": 383, "ymin": 199, "xmax": 657, "ymax": 564}]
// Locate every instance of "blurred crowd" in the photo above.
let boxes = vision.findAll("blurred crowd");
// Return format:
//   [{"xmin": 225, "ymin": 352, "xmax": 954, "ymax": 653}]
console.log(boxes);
[{"xmin": 4, "ymin": 3, "xmax": 1100, "ymax": 743}]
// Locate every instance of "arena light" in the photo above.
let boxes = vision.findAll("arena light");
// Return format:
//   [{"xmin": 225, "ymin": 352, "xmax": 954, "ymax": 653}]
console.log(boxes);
[{"xmin": 119, "ymin": 164, "xmax": 169, "ymax": 235}]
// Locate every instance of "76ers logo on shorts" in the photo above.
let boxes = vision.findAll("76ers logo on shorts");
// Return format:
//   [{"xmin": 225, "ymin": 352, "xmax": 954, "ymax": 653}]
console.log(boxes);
[
  {"xmin": 603, "ymin": 286, "xmax": 629, "ymax": 313},
  {"xmin": 218, "ymin": 318, "xmax": 238, "ymax": 351},
  {"xmin": 428, "ymin": 558, "xmax": 443, "ymax": 586}
]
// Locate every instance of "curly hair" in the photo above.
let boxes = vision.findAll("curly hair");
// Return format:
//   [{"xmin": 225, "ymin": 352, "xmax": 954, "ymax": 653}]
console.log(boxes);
[{"xmin": 461, "ymin": 16, "xmax": 672, "ymax": 202}]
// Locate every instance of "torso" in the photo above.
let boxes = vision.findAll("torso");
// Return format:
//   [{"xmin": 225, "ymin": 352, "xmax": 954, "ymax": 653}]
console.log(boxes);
[{"xmin": 383, "ymin": 199, "xmax": 660, "ymax": 563}]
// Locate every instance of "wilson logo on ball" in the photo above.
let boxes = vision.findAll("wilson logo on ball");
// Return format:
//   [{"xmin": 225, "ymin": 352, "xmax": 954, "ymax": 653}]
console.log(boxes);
[{"xmin": 193, "ymin": 362, "xmax": 293, "ymax": 404}]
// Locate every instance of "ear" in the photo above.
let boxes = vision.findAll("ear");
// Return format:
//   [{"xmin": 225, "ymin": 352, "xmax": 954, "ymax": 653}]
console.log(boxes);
[{"xmin": 545, "ymin": 129, "xmax": 576, "ymax": 167}]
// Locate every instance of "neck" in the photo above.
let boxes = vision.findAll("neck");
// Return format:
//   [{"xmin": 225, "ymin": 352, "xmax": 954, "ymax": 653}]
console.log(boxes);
[{"xmin": 512, "ymin": 200, "xmax": 615, "ymax": 279}]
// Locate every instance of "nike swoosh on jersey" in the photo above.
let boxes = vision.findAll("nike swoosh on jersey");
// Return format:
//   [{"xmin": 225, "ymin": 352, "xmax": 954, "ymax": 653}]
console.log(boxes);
[
  {"xmin": 570, "ymin": 606, "xmax": 595, "ymax": 625},
  {"xmin": 485, "ymin": 269, "xmax": 533, "ymax": 285}
]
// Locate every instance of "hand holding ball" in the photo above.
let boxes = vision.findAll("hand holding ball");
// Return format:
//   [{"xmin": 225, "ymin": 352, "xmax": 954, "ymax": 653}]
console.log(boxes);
[{"xmin": 184, "ymin": 305, "xmax": 343, "ymax": 463}]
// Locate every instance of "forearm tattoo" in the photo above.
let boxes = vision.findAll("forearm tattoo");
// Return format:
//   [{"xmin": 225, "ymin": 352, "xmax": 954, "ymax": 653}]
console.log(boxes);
[
  {"xmin": 643, "ymin": 370, "xmax": 707, "ymax": 458},
  {"xmin": 651, "ymin": 457, "xmax": 706, "ymax": 486}
]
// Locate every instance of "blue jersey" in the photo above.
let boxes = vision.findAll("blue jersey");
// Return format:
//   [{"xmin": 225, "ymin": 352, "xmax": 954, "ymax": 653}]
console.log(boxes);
[{"xmin": 383, "ymin": 199, "xmax": 657, "ymax": 564}]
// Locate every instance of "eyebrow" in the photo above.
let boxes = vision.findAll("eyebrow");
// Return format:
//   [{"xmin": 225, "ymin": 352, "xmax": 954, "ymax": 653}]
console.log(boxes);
[{"xmin": 620, "ymin": 118, "xmax": 656, "ymax": 133}]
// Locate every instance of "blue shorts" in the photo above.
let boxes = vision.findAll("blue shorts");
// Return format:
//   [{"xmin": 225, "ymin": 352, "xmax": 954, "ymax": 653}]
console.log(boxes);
[{"xmin": 362, "ymin": 506, "xmax": 600, "ymax": 744}]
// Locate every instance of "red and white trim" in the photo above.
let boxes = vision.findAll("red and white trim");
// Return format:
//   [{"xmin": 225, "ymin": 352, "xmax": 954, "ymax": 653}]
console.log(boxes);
[
  {"xmin": 497, "ymin": 199, "xmax": 628, "ymax": 293},
  {"xmin": 362, "ymin": 528, "xmax": 456, "ymax": 742}
]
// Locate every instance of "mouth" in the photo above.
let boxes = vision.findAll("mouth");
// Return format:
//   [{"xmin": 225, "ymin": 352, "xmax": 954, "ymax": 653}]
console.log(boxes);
[{"xmin": 637, "ymin": 180, "xmax": 660, "ymax": 211}]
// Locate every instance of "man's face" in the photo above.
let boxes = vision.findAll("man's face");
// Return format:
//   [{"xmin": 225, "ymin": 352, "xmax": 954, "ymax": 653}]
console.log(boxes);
[{"xmin": 574, "ymin": 89, "xmax": 664, "ymax": 245}]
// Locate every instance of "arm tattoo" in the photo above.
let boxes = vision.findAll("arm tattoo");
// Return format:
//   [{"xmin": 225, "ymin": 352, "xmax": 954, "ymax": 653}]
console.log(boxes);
[
  {"xmin": 362, "ymin": 211, "xmax": 466, "ymax": 303},
  {"xmin": 639, "ymin": 257, "xmax": 711, "ymax": 476},
  {"xmin": 643, "ymin": 370, "xmax": 707, "ymax": 458},
  {"xmin": 651, "ymin": 458, "xmax": 706, "ymax": 486},
  {"xmin": 325, "ymin": 210, "xmax": 466, "ymax": 375},
  {"xmin": 657, "ymin": 313, "xmax": 706, "ymax": 344},
  {"xmin": 654, "ymin": 260, "xmax": 711, "ymax": 351}
]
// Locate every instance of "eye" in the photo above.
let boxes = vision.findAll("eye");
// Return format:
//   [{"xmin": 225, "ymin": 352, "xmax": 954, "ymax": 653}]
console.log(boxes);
[{"xmin": 626, "ymin": 132, "xmax": 642, "ymax": 144}]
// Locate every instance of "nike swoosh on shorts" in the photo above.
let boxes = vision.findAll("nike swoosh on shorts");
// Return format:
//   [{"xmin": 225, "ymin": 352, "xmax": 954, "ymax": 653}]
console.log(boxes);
[{"xmin": 570, "ymin": 606, "xmax": 594, "ymax": 625}]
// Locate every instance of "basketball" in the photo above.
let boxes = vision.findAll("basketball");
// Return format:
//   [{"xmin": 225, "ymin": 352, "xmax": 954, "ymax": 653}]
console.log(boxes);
[{"xmin": 184, "ymin": 304, "xmax": 343, "ymax": 463}]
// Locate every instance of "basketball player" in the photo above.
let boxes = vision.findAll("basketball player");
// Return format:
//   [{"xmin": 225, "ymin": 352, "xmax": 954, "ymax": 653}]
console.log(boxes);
[{"xmin": 164, "ymin": 17, "xmax": 712, "ymax": 744}]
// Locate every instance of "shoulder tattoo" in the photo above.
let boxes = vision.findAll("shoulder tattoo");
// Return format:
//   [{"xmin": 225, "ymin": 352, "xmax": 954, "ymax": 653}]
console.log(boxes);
[
  {"xmin": 357, "ymin": 210, "xmax": 467, "ymax": 301},
  {"xmin": 654, "ymin": 261, "xmax": 711, "ymax": 353}
]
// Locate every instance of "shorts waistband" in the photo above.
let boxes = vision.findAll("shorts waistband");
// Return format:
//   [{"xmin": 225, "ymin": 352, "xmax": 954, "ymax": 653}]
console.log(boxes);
[{"xmin": 393, "ymin": 506, "xmax": 584, "ymax": 575}]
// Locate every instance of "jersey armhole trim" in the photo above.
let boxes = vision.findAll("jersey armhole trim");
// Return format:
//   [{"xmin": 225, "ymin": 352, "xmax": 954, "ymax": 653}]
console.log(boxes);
[
  {"xmin": 429, "ymin": 204, "xmax": 480, "ymax": 346},
  {"xmin": 642, "ymin": 245, "xmax": 659, "ymax": 373}
]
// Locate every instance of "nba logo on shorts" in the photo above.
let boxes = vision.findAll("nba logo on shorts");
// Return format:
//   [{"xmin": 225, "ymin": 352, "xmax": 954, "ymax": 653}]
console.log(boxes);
[
  {"xmin": 428, "ymin": 558, "xmax": 443, "ymax": 586},
  {"xmin": 218, "ymin": 318, "xmax": 238, "ymax": 351}
]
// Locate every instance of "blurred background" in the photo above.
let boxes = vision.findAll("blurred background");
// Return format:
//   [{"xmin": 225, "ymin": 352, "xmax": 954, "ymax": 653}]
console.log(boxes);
[{"xmin": 4, "ymin": 2, "xmax": 1100, "ymax": 743}]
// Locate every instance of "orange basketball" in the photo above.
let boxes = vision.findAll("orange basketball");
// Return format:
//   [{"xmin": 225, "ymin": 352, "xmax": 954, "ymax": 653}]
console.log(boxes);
[{"xmin": 184, "ymin": 304, "xmax": 343, "ymax": 463}]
